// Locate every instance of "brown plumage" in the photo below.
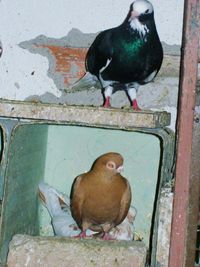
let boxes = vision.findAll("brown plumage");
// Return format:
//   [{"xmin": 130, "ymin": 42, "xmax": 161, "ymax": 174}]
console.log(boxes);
[{"xmin": 70, "ymin": 152, "xmax": 132, "ymax": 239}]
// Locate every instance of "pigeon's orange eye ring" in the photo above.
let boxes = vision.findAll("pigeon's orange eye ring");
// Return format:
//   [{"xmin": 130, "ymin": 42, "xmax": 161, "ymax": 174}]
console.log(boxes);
[{"xmin": 106, "ymin": 161, "xmax": 116, "ymax": 170}]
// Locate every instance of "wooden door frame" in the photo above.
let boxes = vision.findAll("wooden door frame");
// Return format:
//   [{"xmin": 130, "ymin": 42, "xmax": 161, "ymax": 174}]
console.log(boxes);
[{"xmin": 168, "ymin": 0, "xmax": 200, "ymax": 266}]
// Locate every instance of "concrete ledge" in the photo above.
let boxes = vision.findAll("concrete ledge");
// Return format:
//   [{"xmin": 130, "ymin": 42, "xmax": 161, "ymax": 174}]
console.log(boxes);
[
  {"xmin": 7, "ymin": 234, "xmax": 147, "ymax": 267},
  {"xmin": 0, "ymin": 100, "xmax": 170, "ymax": 129}
]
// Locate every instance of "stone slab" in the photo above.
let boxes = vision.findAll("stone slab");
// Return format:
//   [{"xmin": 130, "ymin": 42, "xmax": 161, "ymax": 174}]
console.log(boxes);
[
  {"xmin": 0, "ymin": 100, "xmax": 170, "ymax": 129},
  {"xmin": 7, "ymin": 234, "xmax": 147, "ymax": 267}
]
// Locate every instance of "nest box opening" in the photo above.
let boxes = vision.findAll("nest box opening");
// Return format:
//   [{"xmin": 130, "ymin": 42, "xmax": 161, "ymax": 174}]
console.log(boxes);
[
  {"xmin": 39, "ymin": 124, "xmax": 161, "ymax": 244},
  {"xmin": 0, "ymin": 106, "xmax": 174, "ymax": 266}
]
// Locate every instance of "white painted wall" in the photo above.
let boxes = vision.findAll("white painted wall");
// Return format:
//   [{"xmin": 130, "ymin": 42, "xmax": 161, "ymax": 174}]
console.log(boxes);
[{"xmin": 0, "ymin": 0, "xmax": 184, "ymax": 100}]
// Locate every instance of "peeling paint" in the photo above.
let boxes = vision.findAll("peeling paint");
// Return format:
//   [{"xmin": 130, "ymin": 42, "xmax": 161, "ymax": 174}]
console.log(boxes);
[
  {"xmin": 0, "ymin": 0, "xmax": 184, "ymax": 106},
  {"xmin": 19, "ymin": 29, "xmax": 181, "ymax": 91},
  {"xmin": 17, "ymin": 29, "xmax": 181, "ymax": 113}
]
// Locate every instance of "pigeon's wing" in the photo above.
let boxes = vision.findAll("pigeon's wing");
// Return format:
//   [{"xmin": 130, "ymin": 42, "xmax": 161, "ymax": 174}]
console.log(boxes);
[
  {"xmin": 70, "ymin": 175, "xmax": 85, "ymax": 229},
  {"xmin": 86, "ymin": 30, "xmax": 113, "ymax": 75},
  {"xmin": 115, "ymin": 180, "xmax": 132, "ymax": 226}
]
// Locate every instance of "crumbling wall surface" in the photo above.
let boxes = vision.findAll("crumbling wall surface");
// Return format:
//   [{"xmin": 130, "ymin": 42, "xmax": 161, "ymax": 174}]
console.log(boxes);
[
  {"xmin": 0, "ymin": 0, "xmax": 183, "ymax": 110},
  {"xmin": 7, "ymin": 235, "xmax": 146, "ymax": 267},
  {"xmin": 156, "ymin": 189, "xmax": 173, "ymax": 267}
]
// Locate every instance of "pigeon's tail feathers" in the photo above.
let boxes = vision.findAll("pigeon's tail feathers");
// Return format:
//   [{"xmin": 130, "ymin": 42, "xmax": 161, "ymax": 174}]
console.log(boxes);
[
  {"xmin": 66, "ymin": 72, "xmax": 100, "ymax": 92},
  {"xmin": 52, "ymin": 216, "xmax": 80, "ymax": 237},
  {"xmin": 52, "ymin": 189, "xmax": 70, "ymax": 209},
  {"xmin": 38, "ymin": 182, "xmax": 80, "ymax": 237},
  {"xmin": 38, "ymin": 182, "xmax": 68, "ymax": 217}
]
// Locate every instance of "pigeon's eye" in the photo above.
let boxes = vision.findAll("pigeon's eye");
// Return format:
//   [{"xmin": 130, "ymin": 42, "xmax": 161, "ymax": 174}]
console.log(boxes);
[
  {"xmin": 145, "ymin": 9, "xmax": 149, "ymax": 14},
  {"xmin": 106, "ymin": 161, "xmax": 116, "ymax": 170}
]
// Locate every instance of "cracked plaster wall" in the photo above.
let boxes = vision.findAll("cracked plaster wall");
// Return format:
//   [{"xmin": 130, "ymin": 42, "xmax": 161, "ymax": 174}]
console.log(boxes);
[{"xmin": 0, "ymin": 0, "xmax": 184, "ymax": 129}]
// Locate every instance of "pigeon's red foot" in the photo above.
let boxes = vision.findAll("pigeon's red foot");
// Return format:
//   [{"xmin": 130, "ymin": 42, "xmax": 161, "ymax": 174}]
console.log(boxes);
[
  {"xmin": 103, "ymin": 97, "xmax": 111, "ymax": 108},
  {"xmin": 132, "ymin": 99, "xmax": 141, "ymax": 111},
  {"xmin": 102, "ymin": 232, "xmax": 115, "ymax": 240},
  {"xmin": 74, "ymin": 230, "xmax": 87, "ymax": 238}
]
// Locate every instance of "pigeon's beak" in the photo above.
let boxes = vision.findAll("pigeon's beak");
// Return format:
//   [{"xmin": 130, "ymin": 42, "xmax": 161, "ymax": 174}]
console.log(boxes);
[
  {"xmin": 129, "ymin": 10, "xmax": 140, "ymax": 20},
  {"xmin": 117, "ymin": 165, "xmax": 124, "ymax": 173}
]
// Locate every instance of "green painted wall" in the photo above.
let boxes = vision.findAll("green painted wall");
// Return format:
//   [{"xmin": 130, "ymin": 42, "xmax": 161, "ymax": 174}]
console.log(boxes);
[
  {"xmin": 40, "ymin": 125, "xmax": 160, "ymax": 244},
  {"xmin": 0, "ymin": 124, "xmax": 48, "ymax": 263},
  {"xmin": 0, "ymin": 128, "xmax": 2, "ymax": 158}
]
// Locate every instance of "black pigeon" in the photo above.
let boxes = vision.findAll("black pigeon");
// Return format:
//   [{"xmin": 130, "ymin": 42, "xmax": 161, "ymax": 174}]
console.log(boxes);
[{"xmin": 86, "ymin": 0, "xmax": 163, "ymax": 110}]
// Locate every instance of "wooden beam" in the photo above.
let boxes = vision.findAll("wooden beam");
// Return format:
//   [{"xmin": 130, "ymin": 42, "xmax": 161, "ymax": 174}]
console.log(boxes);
[
  {"xmin": 168, "ymin": 0, "xmax": 199, "ymax": 267},
  {"xmin": 185, "ymin": 109, "xmax": 200, "ymax": 267}
]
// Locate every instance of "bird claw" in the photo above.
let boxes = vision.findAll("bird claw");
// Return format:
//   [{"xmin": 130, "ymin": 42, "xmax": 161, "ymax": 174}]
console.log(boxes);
[
  {"xmin": 102, "ymin": 233, "xmax": 116, "ymax": 240},
  {"xmin": 73, "ymin": 231, "xmax": 87, "ymax": 238},
  {"xmin": 103, "ymin": 97, "xmax": 111, "ymax": 108},
  {"xmin": 132, "ymin": 100, "xmax": 141, "ymax": 111}
]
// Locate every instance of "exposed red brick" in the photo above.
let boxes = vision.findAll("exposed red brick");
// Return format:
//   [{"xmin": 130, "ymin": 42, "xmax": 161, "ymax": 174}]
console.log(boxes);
[{"xmin": 37, "ymin": 45, "xmax": 88, "ymax": 86}]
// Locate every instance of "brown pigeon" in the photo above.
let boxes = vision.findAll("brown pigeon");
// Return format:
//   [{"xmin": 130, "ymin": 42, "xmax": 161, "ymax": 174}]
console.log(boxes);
[{"xmin": 70, "ymin": 152, "xmax": 132, "ymax": 240}]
